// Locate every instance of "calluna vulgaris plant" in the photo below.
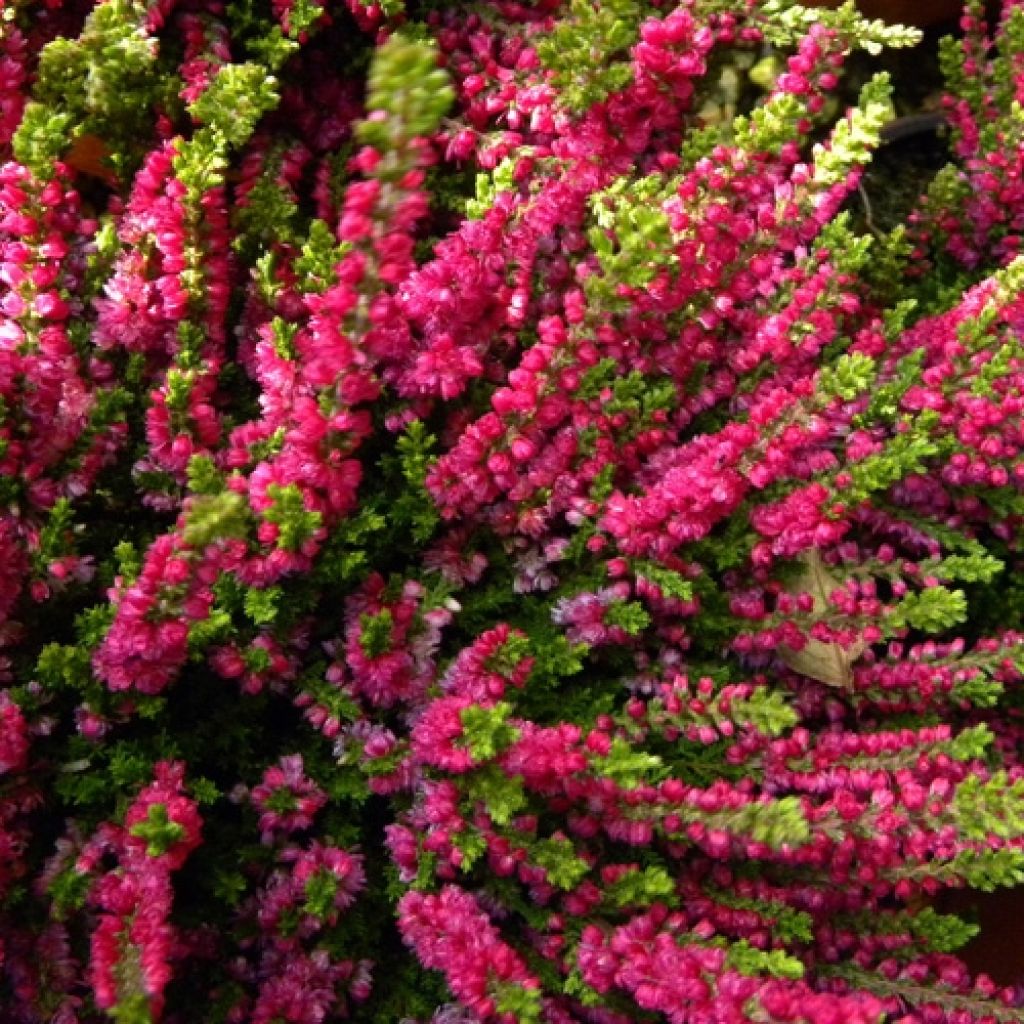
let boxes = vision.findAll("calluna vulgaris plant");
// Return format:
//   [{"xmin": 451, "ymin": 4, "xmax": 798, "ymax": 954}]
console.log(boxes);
[{"xmin": 4, "ymin": 0, "xmax": 1024, "ymax": 1020}]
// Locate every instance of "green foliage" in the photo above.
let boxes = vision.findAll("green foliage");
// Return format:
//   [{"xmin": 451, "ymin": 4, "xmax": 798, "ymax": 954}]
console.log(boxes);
[
  {"xmin": 232, "ymin": 150, "xmax": 305, "ymax": 255},
  {"xmin": 563, "ymin": 966, "xmax": 605, "ymax": 1008},
  {"xmin": 451, "ymin": 828, "xmax": 487, "ymax": 871},
  {"xmin": 603, "ymin": 865, "xmax": 677, "ymax": 909},
  {"xmin": 730, "ymin": 91, "xmax": 808, "ymax": 157},
  {"xmin": 594, "ymin": 738, "xmax": 666, "ymax": 789},
  {"xmin": 946, "ymin": 849, "xmax": 1024, "ymax": 892},
  {"xmin": 357, "ymin": 35, "xmax": 454, "ymax": 154},
  {"xmin": 392, "ymin": 421, "xmax": 441, "ymax": 543},
  {"xmin": 182, "ymin": 64, "xmax": 283, "ymax": 177},
  {"xmin": 47, "ymin": 865, "xmax": 92, "ymax": 919},
  {"xmin": 844, "ymin": 419, "xmax": 944, "ymax": 508},
  {"xmin": 811, "ymin": 73, "xmax": 892, "ymax": 186},
  {"xmin": 928, "ymin": 551, "xmax": 1004, "ymax": 585},
  {"xmin": 465, "ymin": 765, "xmax": 527, "ymax": 826},
  {"xmin": 15, "ymin": 0, "xmax": 168, "ymax": 175},
  {"xmin": 756, "ymin": 1, "xmax": 921, "ymax": 54},
  {"xmin": 32, "ymin": 498, "xmax": 77, "ymax": 573},
  {"xmin": 946, "ymin": 723, "xmax": 994, "ymax": 762},
  {"xmin": 35, "ymin": 638, "xmax": 94, "ymax": 696},
  {"xmin": 891, "ymin": 586, "xmax": 968, "ymax": 634},
  {"xmin": 187, "ymin": 606, "xmax": 235, "ymax": 657},
  {"xmin": 818, "ymin": 352, "xmax": 877, "ymax": 402},
  {"xmin": 358, "ymin": 609, "xmax": 394, "ymax": 657},
  {"xmin": 293, "ymin": 219, "xmax": 351, "ymax": 294},
  {"xmin": 485, "ymin": 632, "xmax": 532, "ymax": 677},
  {"xmin": 631, "ymin": 561, "xmax": 694, "ymax": 602},
  {"xmin": 312, "ymin": 504, "xmax": 388, "ymax": 587},
  {"xmin": 302, "ymin": 868, "xmax": 340, "ymax": 920},
  {"xmin": 587, "ymin": 176, "xmax": 677, "ymax": 296},
  {"xmin": 182, "ymin": 492, "xmax": 250, "ymax": 549},
  {"xmin": 244, "ymin": 25, "xmax": 301, "ymax": 71},
  {"xmin": 282, "ymin": 0, "xmax": 326, "ymax": 38},
  {"xmin": 189, "ymin": 777, "xmax": 220, "ymax": 805},
  {"xmin": 727, "ymin": 689, "xmax": 799, "ymax": 737},
  {"xmin": 128, "ymin": 802, "xmax": 187, "ymax": 857},
  {"xmin": 466, "ymin": 155, "xmax": 521, "ymax": 219},
  {"xmin": 263, "ymin": 483, "xmax": 323, "ymax": 551},
  {"xmin": 861, "ymin": 349, "xmax": 924, "ymax": 424},
  {"xmin": 537, "ymin": 0, "xmax": 650, "ymax": 112},
  {"xmin": 494, "ymin": 981, "xmax": 543, "ymax": 1024},
  {"xmin": 727, "ymin": 940, "xmax": 805, "ymax": 980},
  {"xmin": 109, "ymin": 991, "xmax": 154, "ymax": 1024},
  {"xmin": 950, "ymin": 674, "xmax": 1004, "ymax": 709},
  {"xmin": 532, "ymin": 836, "xmax": 589, "ymax": 890},
  {"xmin": 603, "ymin": 599, "xmax": 651, "ymax": 637},
  {"xmin": 11, "ymin": 105, "xmax": 74, "ymax": 176},
  {"xmin": 523, "ymin": 633, "xmax": 588, "ymax": 692},
  {"xmin": 459, "ymin": 702, "xmax": 519, "ymax": 761},
  {"xmin": 243, "ymin": 586, "xmax": 282, "ymax": 627},
  {"xmin": 953, "ymin": 772, "xmax": 1024, "ymax": 842},
  {"xmin": 725, "ymin": 796, "xmax": 810, "ymax": 849},
  {"xmin": 847, "ymin": 906, "xmax": 979, "ymax": 955},
  {"xmin": 186, "ymin": 455, "xmax": 223, "ymax": 496}
]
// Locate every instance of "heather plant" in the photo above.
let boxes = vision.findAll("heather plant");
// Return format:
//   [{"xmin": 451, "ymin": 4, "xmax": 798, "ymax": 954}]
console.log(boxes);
[{"xmin": 3, "ymin": 0, "xmax": 1024, "ymax": 1022}]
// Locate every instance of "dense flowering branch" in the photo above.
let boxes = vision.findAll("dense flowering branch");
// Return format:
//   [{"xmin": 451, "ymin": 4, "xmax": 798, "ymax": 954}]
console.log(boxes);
[{"xmin": 2, "ymin": 3, "xmax": 1024, "ymax": 1024}]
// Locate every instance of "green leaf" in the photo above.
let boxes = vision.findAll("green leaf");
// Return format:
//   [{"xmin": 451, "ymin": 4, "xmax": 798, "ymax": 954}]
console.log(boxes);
[
  {"xmin": 459, "ymin": 703, "xmax": 519, "ymax": 762},
  {"xmin": 494, "ymin": 981, "xmax": 543, "ymax": 1024},
  {"xmin": 263, "ymin": 483, "xmax": 323, "ymax": 551},
  {"xmin": 603, "ymin": 599, "xmax": 651, "ymax": 637},
  {"xmin": 128, "ymin": 802, "xmax": 186, "ymax": 858},
  {"xmin": 811, "ymin": 73, "xmax": 892, "ymax": 187},
  {"xmin": 727, "ymin": 939, "xmax": 805, "ymax": 980},
  {"xmin": 594, "ymin": 738, "xmax": 665, "ymax": 789},
  {"xmin": 452, "ymin": 829, "xmax": 487, "ymax": 871},
  {"xmin": 533, "ymin": 836, "xmax": 589, "ymax": 891},
  {"xmin": 358, "ymin": 609, "xmax": 393, "ymax": 658},
  {"xmin": 952, "ymin": 772, "xmax": 1024, "ymax": 842},
  {"xmin": 188, "ymin": 63, "xmax": 282, "ymax": 147},
  {"xmin": 819, "ymin": 352, "xmax": 877, "ymax": 402},
  {"xmin": 891, "ymin": 586, "xmax": 968, "ymax": 634},
  {"xmin": 182, "ymin": 491, "xmax": 250, "ymax": 549},
  {"xmin": 631, "ymin": 561, "xmax": 694, "ymax": 602},
  {"xmin": 465, "ymin": 765, "xmax": 527, "ymax": 826},
  {"xmin": 357, "ymin": 35, "xmax": 453, "ymax": 153},
  {"xmin": 244, "ymin": 586, "xmax": 282, "ymax": 626},
  {"xmin": 303, "ymin": 867, "xmax": 340, "ymax": 919},
  {"xmin": 604, "ymin": 866, "xmax": 677, "ymax": 908},
  {"xmin": 945, "ymin": 849, "xmax": 1024, "ymax": 892},
  {"xmin": 727, "ymin": 690, "xmax": 799, "ymax": 737}
]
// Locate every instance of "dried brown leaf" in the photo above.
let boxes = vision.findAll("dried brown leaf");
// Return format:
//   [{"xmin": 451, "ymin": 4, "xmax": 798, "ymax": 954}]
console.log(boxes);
[{"xmin": 777, "ymin": 549, "xmax": 866, "ymax": 689}]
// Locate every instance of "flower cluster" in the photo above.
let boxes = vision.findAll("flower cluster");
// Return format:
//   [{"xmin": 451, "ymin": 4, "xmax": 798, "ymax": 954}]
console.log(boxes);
[
  {"xmin": 82, "ymin": 762, "xmax": 202, "ymax": 1020},
  {"xmin": 3, "ymin": 2, "xmax": 1024, "ymax": 1023}
]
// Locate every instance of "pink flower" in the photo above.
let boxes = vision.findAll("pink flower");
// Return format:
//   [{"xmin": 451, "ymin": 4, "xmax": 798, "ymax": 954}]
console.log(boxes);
[{"xmin": 251, "ymin": 755, "xmax": 327, "ymax": 843}]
